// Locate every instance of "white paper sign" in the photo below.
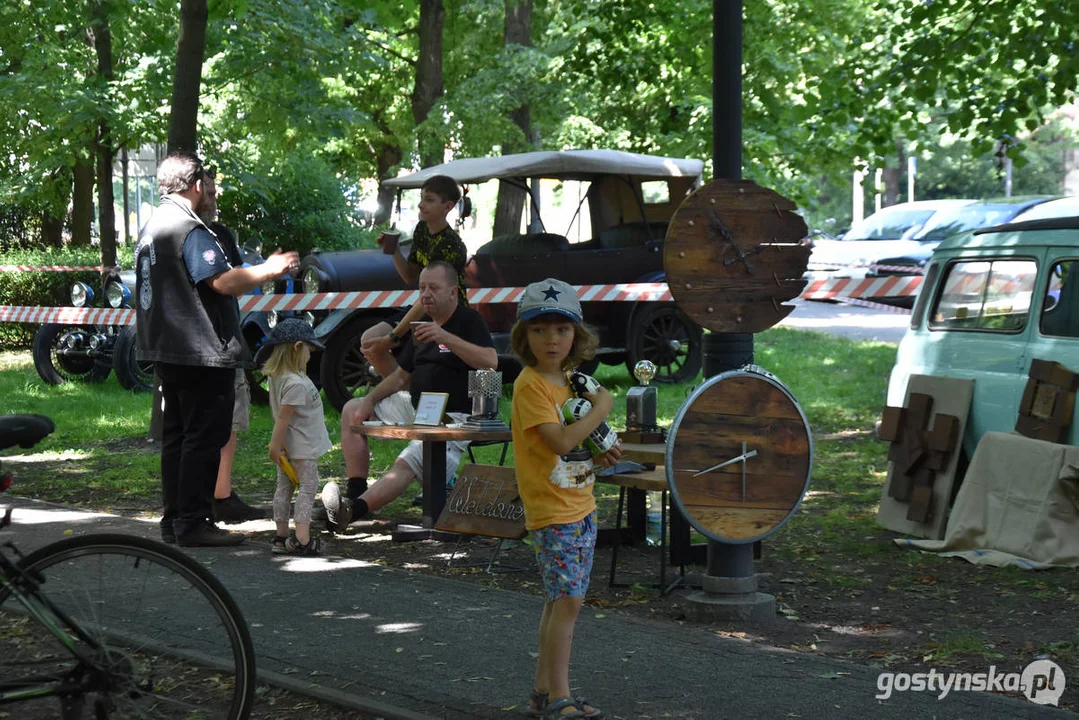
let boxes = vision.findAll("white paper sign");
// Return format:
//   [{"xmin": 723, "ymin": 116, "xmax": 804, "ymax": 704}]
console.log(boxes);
[{"xmin": 414, "ymin": 392, "xmax": 450, "ymax": 426}]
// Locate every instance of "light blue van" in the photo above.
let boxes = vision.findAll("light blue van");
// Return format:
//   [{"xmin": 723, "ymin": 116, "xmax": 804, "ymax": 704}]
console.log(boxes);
[{"xmin": 887, "ymin": 217, "xmax": 1079, "ymax": 460}]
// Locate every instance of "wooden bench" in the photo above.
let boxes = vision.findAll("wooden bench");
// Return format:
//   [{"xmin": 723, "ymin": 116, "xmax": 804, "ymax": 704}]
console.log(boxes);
[{"xmin": 596, "ymin": 466, "xmax": 684, "ymax": 595}]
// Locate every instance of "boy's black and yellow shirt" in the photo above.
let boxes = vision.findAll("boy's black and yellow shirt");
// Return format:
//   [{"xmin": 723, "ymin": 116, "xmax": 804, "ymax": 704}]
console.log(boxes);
[{"xmin": 410, "ymin": 221, "xmax": 470, "ymax": 306}]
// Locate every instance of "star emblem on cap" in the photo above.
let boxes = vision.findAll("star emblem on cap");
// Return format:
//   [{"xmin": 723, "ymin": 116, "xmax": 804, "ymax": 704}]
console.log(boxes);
[{"xmin": 542, "ymin": 285, "xmax": 561, "ymax": 301}]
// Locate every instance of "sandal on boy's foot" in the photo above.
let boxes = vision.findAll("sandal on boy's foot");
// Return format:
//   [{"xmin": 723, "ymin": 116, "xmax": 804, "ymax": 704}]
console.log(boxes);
[
  {"xmin": 284, "ymin": 535, "xmax": 322, "ymax": 556},
  {"xmin": 270, "ymin": 535, "xmax": 289, "ymax": 554},
  {"xmin": 574, "ymin": 697, "xmax": 602, "ymax": 718},
  {"xmin": 526, "ymin": 690, "xmax": 549, "ymax": 717},
  {"xmin": 321, "ymin": 482, "xmax": 353, "ymax": 532},
  {"xmin": 542, "ymin": 698, "xmax": 585, "ymax": 719}
]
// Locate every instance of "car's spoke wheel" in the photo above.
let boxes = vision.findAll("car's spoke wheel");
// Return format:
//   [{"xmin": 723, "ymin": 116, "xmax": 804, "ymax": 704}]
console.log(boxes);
[
  {"xmin": 245, "ymin": 367, "xmax": 270, "ymax": 406},
  {"xmin": 243, "ymin": 324, "xmax": 271, "ymax": 405},
  {"xmin": 321, "ymin": 314, "xmax": 382, "ymax": 412},
  {"xmin": 627, "ymin": 305, "xmax": 703, "ymax": 384},
  {"xmin": 113, "ymin": 326, "xmax": 155, "ymax": 392},
  {"xmin": 32, "ymin": 324, "xmax": 111, "ymax": 385}
]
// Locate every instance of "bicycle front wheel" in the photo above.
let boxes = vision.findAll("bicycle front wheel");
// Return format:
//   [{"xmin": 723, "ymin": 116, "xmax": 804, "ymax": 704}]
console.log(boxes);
[{"xmin": 0, "ymin": 533, "xmax": 256, "ymax": 719}]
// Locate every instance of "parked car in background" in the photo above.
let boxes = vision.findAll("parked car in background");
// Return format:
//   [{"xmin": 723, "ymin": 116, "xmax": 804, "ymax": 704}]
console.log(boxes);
[
  {"xmin": 806, "ymin": 200, "xmax": 972, "ymax": 279},
  {"xmin": 887, "ymin": 216, "xmax": 1079, "ymax": 460},
  {"xmin": 1011, "ymin": 195, "xmax": 1079, "ymax": 222},
  {"xmin": 33, "ymin": 237, "xmax": 293, "ymax": 401},
  {"xmin": 300, "ymin": 149, "xmax": 705, "ymax": 411},
  {"xmin": 873, "ymin": 196, "xmax": 1056, "ymax": 274},
  {"xmin": 32, "ymin": 268, "xmax": 144, "ymax": 389}
]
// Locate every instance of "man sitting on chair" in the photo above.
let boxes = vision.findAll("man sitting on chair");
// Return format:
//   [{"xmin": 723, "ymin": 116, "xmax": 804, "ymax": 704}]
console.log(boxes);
[{"xmin": 323, "ymin": 261, "xmax": 497, "ymax": 530}]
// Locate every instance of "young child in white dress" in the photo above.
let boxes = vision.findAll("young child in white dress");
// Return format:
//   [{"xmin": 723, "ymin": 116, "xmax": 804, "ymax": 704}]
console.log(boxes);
[{"xmin": 257, "ymin": 318, "xmax": 332, "ymax": 555}]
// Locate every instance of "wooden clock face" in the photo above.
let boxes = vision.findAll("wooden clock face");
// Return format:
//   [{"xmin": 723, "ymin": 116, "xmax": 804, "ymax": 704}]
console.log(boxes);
[
  {"xmin": 664, "ymin": 369, "xmax": 812, "ymax": 543},
  {"xmin": 663, "ymin": 178, "xmax": 810, "ymax": 334}
]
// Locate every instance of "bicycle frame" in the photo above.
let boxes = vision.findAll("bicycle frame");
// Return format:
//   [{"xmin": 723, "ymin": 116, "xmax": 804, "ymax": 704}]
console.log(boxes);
[{"xmin": 0, "ymin": 530, "xmax": 109, "ymax": 707}]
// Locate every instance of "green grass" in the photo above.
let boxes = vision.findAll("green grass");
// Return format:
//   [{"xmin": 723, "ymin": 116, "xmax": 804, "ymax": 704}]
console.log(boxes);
[
  {"xmin": 925, "ymin": 631, "xmax": 996, "ymax": 661},
  {"xmin": 1, "ymin": 326, "xmax": 899, "ymax": 530}
]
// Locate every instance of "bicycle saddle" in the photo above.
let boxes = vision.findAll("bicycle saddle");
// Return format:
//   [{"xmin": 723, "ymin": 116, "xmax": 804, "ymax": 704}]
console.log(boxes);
[{"xmin": 0, "ymin": 414, "xmax": 55, "ymax": 452}]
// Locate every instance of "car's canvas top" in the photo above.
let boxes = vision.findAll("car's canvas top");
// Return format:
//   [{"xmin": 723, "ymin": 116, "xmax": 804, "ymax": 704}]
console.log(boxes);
[{"xmin": 383, "ymin": 149, "xmax": 704, "ymax": 188}]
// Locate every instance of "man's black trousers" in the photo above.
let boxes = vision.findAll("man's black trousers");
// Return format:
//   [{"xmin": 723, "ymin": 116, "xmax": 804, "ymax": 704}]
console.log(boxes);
[{"xmin": 156, "ymin": 362, "xmax": 235, "ymax": 537}]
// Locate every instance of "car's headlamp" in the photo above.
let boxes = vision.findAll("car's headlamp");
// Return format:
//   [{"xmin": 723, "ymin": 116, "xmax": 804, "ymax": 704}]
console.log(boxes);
[
  {"xmin": 71, "ymin": 282, "xmax": 93, "ymax": 307},
  {"xmin": 260, "ymin": 279, "xmax": 276, "ymax": 295},
  {"xmin": 105, "ymin": 281, "xmax": 130, "ymax": 308},
  {"xmin": 302, "ymin": 267, "xmax": 323, "ymax": 294}
]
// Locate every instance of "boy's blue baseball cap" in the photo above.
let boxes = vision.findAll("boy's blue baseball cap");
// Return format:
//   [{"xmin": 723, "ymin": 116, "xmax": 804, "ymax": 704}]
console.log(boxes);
[{"xmin": 517, "ymin": 278, "xmax": 582, "ymax": 324}]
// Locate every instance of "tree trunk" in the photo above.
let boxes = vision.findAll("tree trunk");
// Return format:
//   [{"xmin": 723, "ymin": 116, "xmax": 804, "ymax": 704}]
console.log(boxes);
[
  {"xmin": 412, "ymin": 0, "xmax": 445, "ymax": 168},
  {"xmin": 166, "ymin": 0, "xmax": 208, "ymax": 153},
  {"xmin": 374, "ymin": 142, "xmax": 403, "ymax": 226},
  {"xmin": 71, "ymin": 157, "xmax": 95, "ymax": 247},
  {"xmin": 90, "ymin": 1, "xmax": 117, "ymax": 268},
  {"xmin": 493, "ymin": 0, "xmax": 533, "ymax": 237},
  {"xmin": 371, "ymin": 110, "xmax": 403, "ymax": 226},
  {"xmin": 40, "ymin": 211, "xmax": 64, "ymax": 247}
]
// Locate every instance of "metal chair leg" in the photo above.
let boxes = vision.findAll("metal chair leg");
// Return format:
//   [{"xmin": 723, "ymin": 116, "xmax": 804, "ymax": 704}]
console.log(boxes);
[
  {"xmin": 659, "ymin": 489, "xmax": 668, "ymax": 596},
  {"xmin": 608, "ymin": 487, "xmax": 627, "ymax": 588}
]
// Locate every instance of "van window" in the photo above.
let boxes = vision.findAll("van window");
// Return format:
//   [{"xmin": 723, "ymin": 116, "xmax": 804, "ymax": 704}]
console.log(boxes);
[
  {"xmin": 1040, "ymin": 260, "xmax": 1078, "ymax": 338},
  {"xmin": 929, "ymin": 259, "xmax": 1038, "ymax": 332},
  {"xmin": 910, "ymin": 263, "xmax": 940, "ymax": 329}
]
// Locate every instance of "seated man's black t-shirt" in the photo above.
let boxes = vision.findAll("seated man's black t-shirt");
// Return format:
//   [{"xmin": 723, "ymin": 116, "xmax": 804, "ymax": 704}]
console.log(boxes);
[{"xmin": 396, "ymin": 304, "xmax": 494, "ymax": 414}]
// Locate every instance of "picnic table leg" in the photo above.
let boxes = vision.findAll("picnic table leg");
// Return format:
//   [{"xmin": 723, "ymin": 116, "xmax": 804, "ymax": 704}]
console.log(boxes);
[{"xmin": 422, "ymin": 440, "xmax": 448, "ymax": 529}]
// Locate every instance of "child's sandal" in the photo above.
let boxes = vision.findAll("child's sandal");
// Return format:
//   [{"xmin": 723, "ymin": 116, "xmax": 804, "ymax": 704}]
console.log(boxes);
[
  {"xmin": 542, "ymin": 697, "xmax": 585, "ymax": 719},
  {"xmin": 574, "ymin": 697, "xmax": 602, "ymax": 718},
  {"xmin": 526, "ymin": 690, "xmax": 549, "ymax": 717}
]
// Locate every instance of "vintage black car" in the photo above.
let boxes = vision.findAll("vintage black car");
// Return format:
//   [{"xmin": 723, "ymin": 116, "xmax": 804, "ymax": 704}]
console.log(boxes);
[
  {"xmin": 33, "ymin": 241, "xmax": 278, "ymax": 399},
  {"xmin": 31, "ymin": 268, "xmax": 152, "ymax": 391},
  {"xmin": 300, "ymin": 150, "xmax": 706, "ymax": 411}
]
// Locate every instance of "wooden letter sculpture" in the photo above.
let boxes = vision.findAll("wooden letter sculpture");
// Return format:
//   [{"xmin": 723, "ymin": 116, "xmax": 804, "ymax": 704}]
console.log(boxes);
[
  {"xmin": 878, "ymin": 393, "xmax": 960, "ymax": 523},
  {"xmin": 1016, "ymin": 359, "xmax": 1078, "ymax": 444}
]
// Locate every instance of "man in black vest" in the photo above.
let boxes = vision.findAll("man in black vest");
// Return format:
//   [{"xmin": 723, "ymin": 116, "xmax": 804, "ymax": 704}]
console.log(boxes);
[{"xmin": 136, "ymin": 152, "xmax": 297, "ymax": 547}]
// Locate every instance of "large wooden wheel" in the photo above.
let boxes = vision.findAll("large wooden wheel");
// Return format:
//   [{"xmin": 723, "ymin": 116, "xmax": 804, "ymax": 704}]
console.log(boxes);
[{"xmin": 663, "ymin": 178, "xmax": 810, "ymax": 334}]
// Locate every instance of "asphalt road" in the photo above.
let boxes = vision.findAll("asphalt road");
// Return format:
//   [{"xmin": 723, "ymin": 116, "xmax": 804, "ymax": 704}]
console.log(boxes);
[
  {"xmin": 6, "ymin": 499, "xmax": 1065, "ymax": 720},
  {"xmin": 779, "ymin": 297, "xmax": 910, "ymax": 344}
]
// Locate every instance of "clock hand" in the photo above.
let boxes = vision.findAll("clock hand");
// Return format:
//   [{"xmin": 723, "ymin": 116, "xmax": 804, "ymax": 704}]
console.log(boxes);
[{"xmin": 690, "ymin": 448, "xmax": 758, "ymax": 477}]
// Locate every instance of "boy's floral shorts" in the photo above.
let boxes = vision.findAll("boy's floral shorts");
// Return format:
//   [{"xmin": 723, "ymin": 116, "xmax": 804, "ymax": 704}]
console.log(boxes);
[{"xmin": 531, "ymin": 512, "xmax": 597, "ymax": 601}]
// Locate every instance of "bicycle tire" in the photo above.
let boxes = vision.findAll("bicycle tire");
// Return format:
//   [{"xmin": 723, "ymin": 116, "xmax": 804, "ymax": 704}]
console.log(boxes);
[{"xmin": 0, "ymin": 533, "xmax": 256, "ymax": 719}]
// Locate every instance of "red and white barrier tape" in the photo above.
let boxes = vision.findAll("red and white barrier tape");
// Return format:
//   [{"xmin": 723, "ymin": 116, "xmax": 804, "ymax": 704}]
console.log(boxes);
[
  {"xmin": 806, "ymin": 261, "xmax": 925, "ymax": 275},
  {"xmin": 237, "ymin": 282, "xmax": 673, "ymax": 313},
  {"xmin": 1, "ymin": 277, "xmax": 919, "ymax": 326},
  {"xmin": 802, "ymin": 275, "xmax": 922, "ymax": 301},
  {"xmin": 0, "ymin": 306, "xmax": 135, "ymax": 325},
  {"xmin": 0, "ymin": 265, "xmax": 118, "ymax": 273},
  {"xmin": 832, "ymin": 296, "xmax": 913, "ymax": 314}
]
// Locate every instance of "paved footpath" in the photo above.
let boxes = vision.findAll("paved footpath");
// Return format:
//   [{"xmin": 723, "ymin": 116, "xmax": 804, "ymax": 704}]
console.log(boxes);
[{"xmin": 3, "ymin": 497, "xmax": 1067, "ymax": 720}]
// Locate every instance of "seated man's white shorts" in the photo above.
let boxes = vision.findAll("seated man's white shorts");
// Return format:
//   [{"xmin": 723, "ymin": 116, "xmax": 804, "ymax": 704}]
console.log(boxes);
[{"xmin": 374, "ymin": 391, "xmax": 469, "ymax": 486}]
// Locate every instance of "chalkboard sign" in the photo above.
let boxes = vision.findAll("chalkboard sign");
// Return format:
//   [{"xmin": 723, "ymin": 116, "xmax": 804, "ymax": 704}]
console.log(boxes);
[{"xmin": 435, "ymin": 464, "xmax": 527, "ymax": 539}]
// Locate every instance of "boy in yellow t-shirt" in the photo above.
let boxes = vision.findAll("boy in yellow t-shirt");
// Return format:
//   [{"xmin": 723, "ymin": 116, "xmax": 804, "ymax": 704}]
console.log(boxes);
[{"xmin": 510, "ymin": 278, "xmax": 621, "ymax": 719}]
